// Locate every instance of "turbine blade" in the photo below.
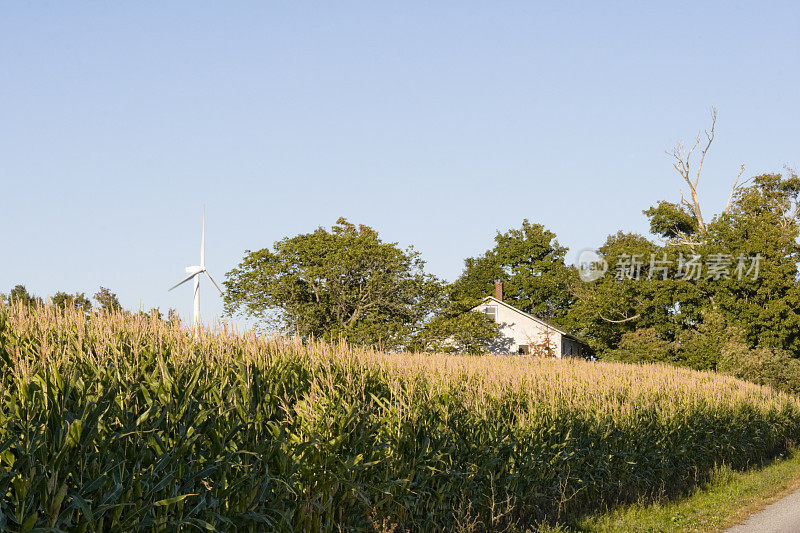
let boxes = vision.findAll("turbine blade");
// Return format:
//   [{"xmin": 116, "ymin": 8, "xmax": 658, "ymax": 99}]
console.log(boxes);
[
  {"xmin": 169, "ymin": 273, "xmax": 196, "ymax": 291},
  {"xmin": 203, "ymin": 270, "xmax": 225, "ymax": 296},
  {"xmin": 200, "ymin": 206, "xmax": 206, "ymax": 269}
]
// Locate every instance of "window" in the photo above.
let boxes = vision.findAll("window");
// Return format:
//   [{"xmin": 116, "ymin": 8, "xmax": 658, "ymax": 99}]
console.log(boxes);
[
  {"xmin": 518, "ymin": 344, "xmax": 529, "ymax": 355},
  {"xmin": 483, "ymin": 306, "xmax": 497, "ymax": 322}
]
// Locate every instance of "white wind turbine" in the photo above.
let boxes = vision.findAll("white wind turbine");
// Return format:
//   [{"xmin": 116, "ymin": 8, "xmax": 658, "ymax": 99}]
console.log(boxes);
[{"xmin": 169, "ymin": 207, "xmax": 224, "ymax": 329}]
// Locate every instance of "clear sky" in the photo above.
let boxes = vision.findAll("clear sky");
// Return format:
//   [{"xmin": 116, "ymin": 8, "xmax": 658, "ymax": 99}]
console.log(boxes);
[{"xmin": 2, "ymin": 2, "xmax": 798, "ymax": 325}]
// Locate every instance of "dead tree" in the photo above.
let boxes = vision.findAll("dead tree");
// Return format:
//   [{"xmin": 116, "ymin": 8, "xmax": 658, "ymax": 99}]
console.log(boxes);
[
  {"xmin": 671, "ymin": 108, "xmax": 716, "ymax": 232},
  {"xmin": 667, "ymin": 108, "xmax": 746, "ymax": 246}
]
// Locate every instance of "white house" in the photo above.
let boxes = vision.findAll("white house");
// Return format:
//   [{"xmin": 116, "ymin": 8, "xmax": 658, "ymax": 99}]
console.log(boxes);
[{"xmin": 471, "ymin": 282, "xmax": 590, "ymax": 358}]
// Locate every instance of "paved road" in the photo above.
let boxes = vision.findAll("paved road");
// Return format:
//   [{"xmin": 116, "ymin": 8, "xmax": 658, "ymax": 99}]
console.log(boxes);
[{"xmin": 726, "ymin": 488, "xmax": 800, "ymax": 532}]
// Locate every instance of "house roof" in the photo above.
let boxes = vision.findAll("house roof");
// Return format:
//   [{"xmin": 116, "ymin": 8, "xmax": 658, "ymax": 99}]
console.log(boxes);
[{"xmin": 475, "ymin": 296, "xmax": 587, "ymax": 345}]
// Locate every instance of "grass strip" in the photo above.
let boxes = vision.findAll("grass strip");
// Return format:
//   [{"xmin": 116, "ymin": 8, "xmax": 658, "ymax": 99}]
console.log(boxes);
[{"xmin": 572, "ymin": 448, "xmax": 800, "ymax": 532}]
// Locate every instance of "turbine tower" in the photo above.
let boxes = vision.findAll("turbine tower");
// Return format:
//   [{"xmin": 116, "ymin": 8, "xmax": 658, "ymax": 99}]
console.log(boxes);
[{"xmin": 169, "ymin": 207, "xmax": 224, "ymax": 329}]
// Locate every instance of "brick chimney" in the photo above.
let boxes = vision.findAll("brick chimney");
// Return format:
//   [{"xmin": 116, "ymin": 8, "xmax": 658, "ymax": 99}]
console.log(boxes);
[{"xmin": 494, "ymin": 280, "xmax": 503, "ymax": 301}]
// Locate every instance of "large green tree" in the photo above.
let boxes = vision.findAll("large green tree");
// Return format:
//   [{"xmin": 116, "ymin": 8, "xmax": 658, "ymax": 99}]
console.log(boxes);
[
  {"xmin": 643, "ymin": 173, "xmax": 800, "ymax": 351},
  {"xmin": 450, "ymin": 219, "xmax": 576, "ymax": 323},
  {"xmin": 224, "ymin": 218, "xmax": 442, "ymax": 349},
  {"xmin": 696, "ymin": 173, "xmax": 800, "ymax": 351},
  {"xmin": 573, "ymin": 172, "xmax": 800, "ymax": 367},
  {"xmin": 566, "ymin": 108, "xmax": 800, "ymax": 367}
]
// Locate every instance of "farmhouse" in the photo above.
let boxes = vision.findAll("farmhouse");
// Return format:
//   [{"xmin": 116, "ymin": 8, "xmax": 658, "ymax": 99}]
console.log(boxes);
[{"xmin": 472, "ymin": 282, "xmax": 590, "ymax": 358}]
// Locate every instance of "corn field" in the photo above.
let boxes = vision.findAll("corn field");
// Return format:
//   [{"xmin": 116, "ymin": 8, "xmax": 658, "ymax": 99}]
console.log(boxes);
[{"xmin": 1, "ymin": 303, "xmax": 799, "ymax": 532}]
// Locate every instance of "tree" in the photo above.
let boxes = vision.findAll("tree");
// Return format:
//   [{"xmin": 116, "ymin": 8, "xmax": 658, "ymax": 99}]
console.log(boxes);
[
  {"xmin": 647, "ymin": 108, "xmax": 746, "ymax": 247},
  {"xmin": 576, "ymin": 170, "xmax": 800, "ymax": 367},
  {"xmin": 135, "ymin": 307, "xmax": 163, "ymax": 321},
  {"xmin": 563, "ymin": 231, "xmax": 703, "ymax": 354},
  {"xmin": 7, "ymin": 285, "xmax": 38, "ymax": 308},
  {"xmin": 224, "ymin": 218, "xmax": 442, "ymax": 349},
  {"xmin": 645, "ymin": 172, "xmax": 800, "ymax": 352},
  {"xmin": 609, "ymin": 310, "xmax": 733, "ymax": 371},
  {"xmin": 702, "ymin": 173, "xmax": 800, "ymax": 351},
  {"xmin": 94, "ymin": 286, "xmax": 122, "ymax": 312},
  {"xmin": 573, "ymin": 169, "xmax": 800, "ymax": 362},
  {"xmin": 409, "ymin": 301, "xmax": 498, "ymax": 354},
  {"xmin": 167, "ymin": 308, "xmax": 182, "ymax": 327},
  {"xmin": 718, "ymin": 339, "xmax": 800, "ymax": 396},
  {"xmin": 51, "ymin": 291, "xmax": 92, "ymax": 314},
  {"xmin": 669, "ymin": 107, "xmax": 717, "ymax": 234},
  {"xmin": 450, "ymin": 220, "xmax": 576, "ymax": 323},
  {"xmin": 569, "ymin": 109, "xmax": 800, "ymax": 368}
]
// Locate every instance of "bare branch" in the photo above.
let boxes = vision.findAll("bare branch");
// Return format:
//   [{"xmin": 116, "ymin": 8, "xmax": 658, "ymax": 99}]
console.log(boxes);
[
  {"xmin": 724, "ymin": 164, "xmax": 746, "ymax": 214},
  {"xmin": 599, "ymin": 312, "xmax": 641, "ymax": 323},
  {"xmin": 679, "ymin": 190, "xmax": 694, "ymax": 211},
  {"xmin": 670, "ymin": 108, "xmax": 717, "ymax": 233},
  {"xmin": 662, "ymin": 237, "xmax": 704, "ymax": 248},
  {"xmin": 791, "ymin": 202, "xmax": 800, "ymax": 224},
  {"xmin": 694, "ymin": 108, "xmax": 717, "ymax": 189}
]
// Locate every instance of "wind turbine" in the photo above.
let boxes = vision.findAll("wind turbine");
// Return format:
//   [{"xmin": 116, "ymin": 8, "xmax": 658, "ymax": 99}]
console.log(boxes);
[{"xmin": 169, "ymin": 207, "xmax": 224, "ymax": 329}]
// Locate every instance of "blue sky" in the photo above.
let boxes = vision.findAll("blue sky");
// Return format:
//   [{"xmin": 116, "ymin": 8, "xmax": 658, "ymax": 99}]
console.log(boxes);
[{"xmin": 2, "ymin": 2, "xmax": 798, "ymax": 325}]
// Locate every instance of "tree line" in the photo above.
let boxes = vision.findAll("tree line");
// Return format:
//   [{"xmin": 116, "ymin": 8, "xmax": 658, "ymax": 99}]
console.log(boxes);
[
  {"xmin": 222, "ymin": 170, "xmax": 800, "ymax": 389},
  {"xmin": 222, "ymin": 112, "xmax": 800, "ymax": 392},
  {"xmin": 1, "ymin": 285, "xmax": 180, "ymax": 324},
  {"xmin": 6, "ymin": 112, "xmax": 799, "ymax": 392}
]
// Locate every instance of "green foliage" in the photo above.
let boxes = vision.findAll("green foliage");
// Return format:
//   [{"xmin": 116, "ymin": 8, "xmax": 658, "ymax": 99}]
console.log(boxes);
[
  {"xmin": 609, "ymin": 328, "xmax": 675, "ymax": 364},
  {"xmin": 572, "ymin": 172, "xmax": 800, "ymax": 371},
  {"xmin": 51, "ymin": 291, "xmax": 92, "ymax": 314},
  {"xmin": 718, "ymin": 340, "xmax": 800, "ymax": 396},
  {"xmin": 425, "ymin": 219, "xmax": 579, "ymax": 355},
  {"xmin": 703, "ymin": 173, "xmax": 800, "ymax": 352},
  {"xmin": 612, "ymin": 329, "xmax": 716, "ymax": 372},
  {"xmin": 644, "ymin": 201, "xmax": 698, "ymax": 240},
  {"xmin": 608, "ymin": 311, "xmax": 734, "ymax": 371},
  {"xmin": 6, "ymin": 285, "xmax": 39, "ymax": 308},
  {"xmin": 409, "ymin": 309, "xmax": 498, "ymax": 354},
  {"xmin": 135, "ymin": 307, "xmax": 163, "ymax": 321},
  {"xmin": 224, "ymin": 218, "xmax": 442, "ymax": 349},
  {"xmin": 451, "ymin": 219, "xmax": 576, "ymax": 322},
  {"xmin": 93, "ymin": 286, "xmax": 122, "ymax": 312},
  {"xmin": 564, "ymin": 232, "xmax": 700, "ymax": 354}
]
